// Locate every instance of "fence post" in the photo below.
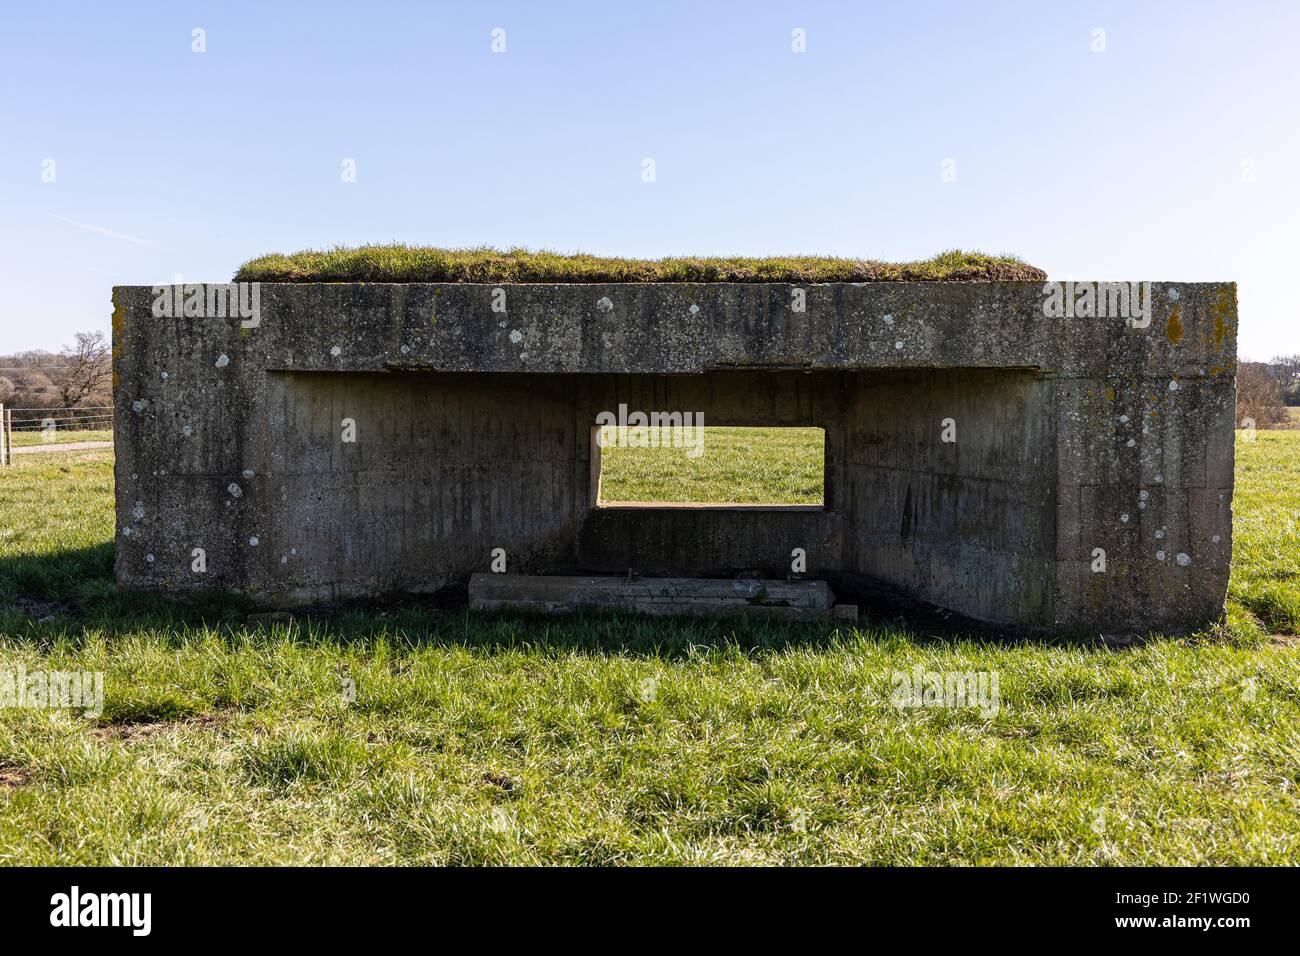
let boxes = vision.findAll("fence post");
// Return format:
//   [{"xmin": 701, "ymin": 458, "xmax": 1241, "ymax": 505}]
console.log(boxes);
[{"xmin": 0, "ymin": 403, "xmax": 9, "ymax": 467}]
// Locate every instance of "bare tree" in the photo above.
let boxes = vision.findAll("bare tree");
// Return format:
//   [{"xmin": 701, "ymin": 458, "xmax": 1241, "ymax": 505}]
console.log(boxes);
[
  {"xmin": 11, "ymin": 369, "xmax": 55, "ymax": 406},
  {"xmin": 1237, "ymin": 362, "xmax": 1286, "ymax": 428},
  {"xmin": 58, "ymin": 331, "xmax": 112, "ymax": 408}
]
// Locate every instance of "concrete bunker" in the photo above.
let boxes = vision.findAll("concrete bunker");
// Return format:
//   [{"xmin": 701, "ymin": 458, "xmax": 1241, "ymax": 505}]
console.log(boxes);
[{"xmin": 112, "ymin": 276, "xmax": 1238, "ymax": 634}]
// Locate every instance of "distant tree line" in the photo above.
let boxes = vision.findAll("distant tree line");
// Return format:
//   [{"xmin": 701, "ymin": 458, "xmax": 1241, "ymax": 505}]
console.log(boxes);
[
  {"xmin": 1270, "ymin": 354, "xmax": 1300, "ymax": 405},
  {"xmin": 0, "ymin": 331, "xmax": 112, "ymax": 410}
]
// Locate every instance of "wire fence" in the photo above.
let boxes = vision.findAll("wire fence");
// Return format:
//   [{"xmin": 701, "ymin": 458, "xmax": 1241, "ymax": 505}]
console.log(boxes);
[
  {"xmin": 2, "ymin": 405, "xmax": 113, "ymax": 432},
  {"xmin": 0, "ymin": 404, "xmax": 113, "ymax": 465}
]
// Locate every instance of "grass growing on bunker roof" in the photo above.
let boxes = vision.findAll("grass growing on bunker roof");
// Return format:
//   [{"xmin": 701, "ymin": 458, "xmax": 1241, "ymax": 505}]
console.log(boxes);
[{"xmin": 234, "ymin": 245, "xmax": 1045, "ymax": 284}]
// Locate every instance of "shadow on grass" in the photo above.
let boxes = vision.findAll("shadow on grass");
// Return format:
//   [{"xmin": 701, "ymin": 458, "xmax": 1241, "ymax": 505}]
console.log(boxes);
[
  {"xmin": 0, "ymin": 562, "xmax": 1118, "ymax": 661},
  {"xmin": 0, "ymin": 542, "xmax": 114, "ymax": 608},
  {"xmin": 0, "ymin": 541, "xmax": 1163, "ymax": 657},
  {"xmin": 0, "ymin": 542, "xmax": 257, "ymax": 636}
]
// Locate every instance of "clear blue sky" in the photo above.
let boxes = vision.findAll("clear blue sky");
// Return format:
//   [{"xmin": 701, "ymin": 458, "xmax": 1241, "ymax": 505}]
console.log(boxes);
[{"xmin": 2, "ymin": 0, "xmax": 1296, "ymax": 358}]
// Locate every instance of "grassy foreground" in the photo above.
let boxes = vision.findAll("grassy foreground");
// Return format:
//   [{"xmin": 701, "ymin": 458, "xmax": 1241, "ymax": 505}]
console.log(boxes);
[
  {"xmin": 0, "ymin": 435, "xmax": 1296, "ymax": 865},
  {"xmin": 235, "ymin": 245, "xmax": 1045, "ymax": 284}
]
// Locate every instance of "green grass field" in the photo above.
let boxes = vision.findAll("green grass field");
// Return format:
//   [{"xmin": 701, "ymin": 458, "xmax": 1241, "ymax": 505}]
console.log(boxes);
[
  {"xmin": 8, "ymin": 429, "xmax": 113, "ymax": 448},
  {"xmin": 598, "ymin": 426, "xmax": 824, "ymax": 504},
  {"xmin": 0, "ymin": 434, "xmax": 1296, "ymax": 865}
]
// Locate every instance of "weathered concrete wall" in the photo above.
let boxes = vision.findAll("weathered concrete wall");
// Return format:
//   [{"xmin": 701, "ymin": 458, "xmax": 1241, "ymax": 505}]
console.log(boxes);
[
  {"xmin": 262, "ymin": 372, "xmax": 580, "ymax": 600},
  {"xmin": 843, "ymin": 369, "xmax": 1057, "ymax": 626},
  {"xmin": 112, "ymin": 280, "xmax": 1237, "ymax": 633}
]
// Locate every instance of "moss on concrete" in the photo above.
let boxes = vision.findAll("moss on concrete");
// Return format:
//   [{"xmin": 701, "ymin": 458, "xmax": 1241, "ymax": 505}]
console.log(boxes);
[{"xmin": 235, "ymin": 245, "xmax": 1045, "ymax": 284}]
